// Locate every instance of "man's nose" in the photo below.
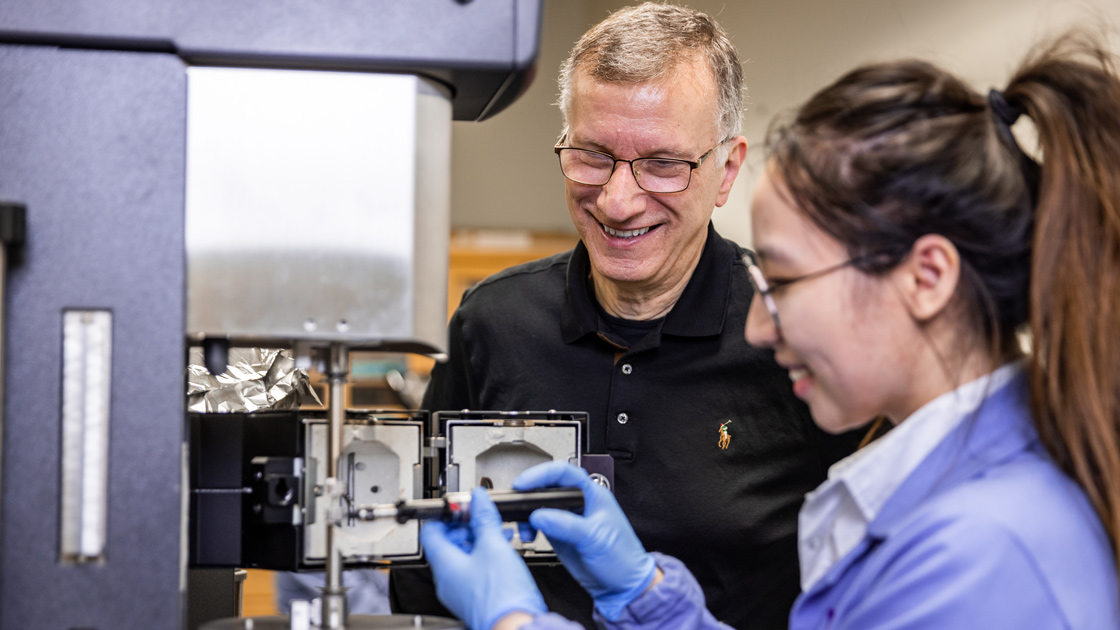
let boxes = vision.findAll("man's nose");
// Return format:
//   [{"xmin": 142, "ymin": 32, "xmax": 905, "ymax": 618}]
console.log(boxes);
[
  {"xmin": 745, "ymin": 292, "xmax": 779, "ymax": 347},
  {"xmin": 597, "ymin": 161, "xmax": 645, "ymax": 219}
]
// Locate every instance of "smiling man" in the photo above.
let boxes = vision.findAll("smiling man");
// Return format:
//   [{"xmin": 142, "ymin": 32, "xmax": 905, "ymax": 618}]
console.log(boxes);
[
  {"xmin": 389, "ymin": 4, "xmax": 861, "ymax": 629},
  {"xmin": 558, "ymin": 50, "xmax": 741, "ymax": 321}
]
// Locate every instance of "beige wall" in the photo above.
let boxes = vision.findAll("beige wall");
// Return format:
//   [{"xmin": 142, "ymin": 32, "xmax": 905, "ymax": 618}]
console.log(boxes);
[
  {"xmin": 450, "ymin": 0, "xmax": 1120, "ymax": 246},
  {"xmin": 448, "ymin": 0, "xmax": 606, "ymax": 234}
]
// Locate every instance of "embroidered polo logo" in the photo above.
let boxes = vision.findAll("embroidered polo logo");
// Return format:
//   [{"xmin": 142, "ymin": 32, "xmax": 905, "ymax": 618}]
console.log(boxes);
[{"xmin": 718, "ymin": 420, "xmax": 732, "ymax": 450}]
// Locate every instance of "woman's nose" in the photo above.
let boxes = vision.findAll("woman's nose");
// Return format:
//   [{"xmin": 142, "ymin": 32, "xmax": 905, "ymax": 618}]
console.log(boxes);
[{"xmin": 745, "ymin": 292, "xmax": 779, "ymax": 347}]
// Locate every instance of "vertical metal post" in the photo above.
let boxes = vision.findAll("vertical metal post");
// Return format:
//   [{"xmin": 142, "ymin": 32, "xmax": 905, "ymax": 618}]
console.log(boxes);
[
  {"xmin": 321, "ymin": 342, "xmax": 349, "ymax": 628},
  {"xmin": 0, "ymin": 201, "xmax": 26, "ymax": 559},
  {"xmin": 0, "ymin": 236, "xmax": 6, "ymax": 539}
]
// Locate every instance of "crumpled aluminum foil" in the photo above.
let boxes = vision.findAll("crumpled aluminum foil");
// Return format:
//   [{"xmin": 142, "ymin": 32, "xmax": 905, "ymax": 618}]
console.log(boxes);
[{"xmin": 187, "ymin": 347, "xmax": 323, "ymax": 413}]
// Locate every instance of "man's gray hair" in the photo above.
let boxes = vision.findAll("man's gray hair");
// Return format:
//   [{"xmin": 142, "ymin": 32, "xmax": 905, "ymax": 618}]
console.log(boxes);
[{"xmin": 557, "ymin": 2, "xmax": 744, "ymax": 142}]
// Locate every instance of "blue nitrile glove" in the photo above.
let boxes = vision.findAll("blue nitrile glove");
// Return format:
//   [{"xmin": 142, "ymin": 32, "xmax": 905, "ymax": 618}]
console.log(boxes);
[
  {"xmin": 420, "ymin": 487, "xmax": 547, "ymax": 630},
  {"xmin": 513, "ymin": 462, "xmax": 657, "ymax": 621}
]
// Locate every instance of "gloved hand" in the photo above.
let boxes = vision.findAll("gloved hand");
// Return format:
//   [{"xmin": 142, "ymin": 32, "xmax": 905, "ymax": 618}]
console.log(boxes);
[
  {"xmin": 513, "ymin": 462, "xmax": 657, "ymax": 620},
  {"xmin": 420, "ymin": 487, "xmax": 547, "ymax": 630}
]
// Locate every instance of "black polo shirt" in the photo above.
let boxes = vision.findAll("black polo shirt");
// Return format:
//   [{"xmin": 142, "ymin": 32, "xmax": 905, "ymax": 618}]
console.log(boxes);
[{"xmin": 390, "ymin": 223, "xmax": 862, "ymax": 629}]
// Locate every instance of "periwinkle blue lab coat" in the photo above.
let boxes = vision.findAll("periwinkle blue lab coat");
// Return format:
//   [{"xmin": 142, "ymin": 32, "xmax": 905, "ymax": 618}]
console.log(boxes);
[{"xmin": 526, "ymin": 373, "xmax": 1120, "ymax": 630}]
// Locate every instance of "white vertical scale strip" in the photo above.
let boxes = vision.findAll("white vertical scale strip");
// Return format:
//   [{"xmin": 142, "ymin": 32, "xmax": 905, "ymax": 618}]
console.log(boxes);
[{"xmin": 60, "ymin": 310, "xmax": 112, "ymax": 562}]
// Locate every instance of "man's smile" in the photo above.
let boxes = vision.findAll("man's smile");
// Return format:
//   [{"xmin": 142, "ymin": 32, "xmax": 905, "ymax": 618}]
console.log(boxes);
[{"xmin": 600, "ymin": 222, "xmax": 657, "ymax": 239}]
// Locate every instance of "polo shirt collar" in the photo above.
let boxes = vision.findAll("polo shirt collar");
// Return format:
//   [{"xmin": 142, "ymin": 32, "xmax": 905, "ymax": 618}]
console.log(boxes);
[{"xmin": 561, "ymin": 222, "xmax": 732, "ymax": 344}]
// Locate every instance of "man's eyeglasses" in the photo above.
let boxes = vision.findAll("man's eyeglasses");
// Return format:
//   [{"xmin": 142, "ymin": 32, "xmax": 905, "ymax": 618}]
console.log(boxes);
[
  {"xmin": 554, "ymin": 135, "xmax": 727, "ymax": 194},
  {"xmin": 743, "ymin": 251, "xmax": 887, "ymax": 337}
]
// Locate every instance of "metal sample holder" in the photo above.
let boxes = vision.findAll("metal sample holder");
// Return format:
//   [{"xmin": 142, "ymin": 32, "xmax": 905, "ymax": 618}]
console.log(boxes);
[
  {"xmin": 441, "ymin": 411, "xmax": 586, "ymax": 555},
  {"xmin": 191, "ymin": 409, "xmax": 589, "ymax": 569}
]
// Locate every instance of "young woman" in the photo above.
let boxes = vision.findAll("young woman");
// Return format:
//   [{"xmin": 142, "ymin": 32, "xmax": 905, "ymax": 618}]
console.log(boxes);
[{"xmin": 419, "ymin": 32, "xmax": 1120, "ymax": 630}]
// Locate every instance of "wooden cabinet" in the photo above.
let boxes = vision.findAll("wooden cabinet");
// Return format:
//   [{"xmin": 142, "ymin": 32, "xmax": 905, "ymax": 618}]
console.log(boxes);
[{"xmin": 241, "ymin": 569, "xmax": 279, "ymax": 617}]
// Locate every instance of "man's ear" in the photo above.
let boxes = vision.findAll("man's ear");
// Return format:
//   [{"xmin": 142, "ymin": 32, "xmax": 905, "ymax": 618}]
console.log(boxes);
[
  {"xmin": 714, "ymin": 136, "xmax": 747, "ymax": 207},
  {"xmin": 891, "ymin": 234, "xmax": 961, "ymax": 322}
]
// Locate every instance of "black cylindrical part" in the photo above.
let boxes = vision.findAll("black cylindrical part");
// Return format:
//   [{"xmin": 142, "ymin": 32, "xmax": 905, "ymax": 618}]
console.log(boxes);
[
  {"xmin": 393, "ymin": 487, "xmax": 585, "ymax": 523},
  {"xmin": 484, "ymin": 487, "xmax": 585, "ymax": 522}
]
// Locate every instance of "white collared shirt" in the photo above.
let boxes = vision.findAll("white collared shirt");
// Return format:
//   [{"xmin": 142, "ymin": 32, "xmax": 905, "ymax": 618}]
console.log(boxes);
[{"xmin": 797, "ymin": 361, "xmax": 1023, "ymax": 591}]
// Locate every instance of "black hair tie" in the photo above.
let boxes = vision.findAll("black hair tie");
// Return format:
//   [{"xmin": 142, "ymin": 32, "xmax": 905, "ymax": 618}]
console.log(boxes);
[
  {"xmin": 988, "ymin": 89, "xmax": 1021, "ymax": 127},
  {"xmin": 988, "ymin": 88, "xmax": 1040, "ymax": 207}
]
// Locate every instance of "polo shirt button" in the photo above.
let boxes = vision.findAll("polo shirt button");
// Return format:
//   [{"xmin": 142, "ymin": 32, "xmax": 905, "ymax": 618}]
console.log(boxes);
[
  {"xmin": 621, "ymin": 364, "xmax": 633, "ymax": 374},
  {"xmin": 616, "ymin": 412, "xmax": 629, "ymax": 424}
]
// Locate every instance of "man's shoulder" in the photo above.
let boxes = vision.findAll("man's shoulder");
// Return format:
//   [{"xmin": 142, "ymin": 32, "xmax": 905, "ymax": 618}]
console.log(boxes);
[
  {"xmin": 712, "ymin": 230, "xmax": 747, "ymax": 258},
  {"xmin": 480, "ymin": 249, "xmax": 572, "ymax": 285},
  {"xmin": 457, "ymin": 249, "xmax": 573, "ymax": 310},
  {"xmin": 701, "ymin": 227, "xmax": 748, "ymax": 276}
]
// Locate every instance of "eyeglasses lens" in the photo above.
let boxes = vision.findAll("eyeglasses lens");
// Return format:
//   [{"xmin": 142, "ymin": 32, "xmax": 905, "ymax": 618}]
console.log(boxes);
[{"xmin": 557, "ymin": 149, "xmax": 691, "ymax": 193}]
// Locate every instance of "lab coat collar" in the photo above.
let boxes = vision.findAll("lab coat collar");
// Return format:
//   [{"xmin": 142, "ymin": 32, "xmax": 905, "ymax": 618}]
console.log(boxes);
[
  {"xmin": 865, "ymin": 369, "xmax": 1036, "ymax": 538},
  {"xmin": 560, "ymin": 222, "xmax": 732, "ymax": 345},
  {"xmin": 801, "ymin": 368, "xmax": 1037, "ymax": 595}
]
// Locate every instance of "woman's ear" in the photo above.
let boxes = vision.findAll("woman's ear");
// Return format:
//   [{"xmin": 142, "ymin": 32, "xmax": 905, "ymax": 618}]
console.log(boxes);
[{"xmin": 891, "ymin": 234, "xmax": 961, "ymax": 322}]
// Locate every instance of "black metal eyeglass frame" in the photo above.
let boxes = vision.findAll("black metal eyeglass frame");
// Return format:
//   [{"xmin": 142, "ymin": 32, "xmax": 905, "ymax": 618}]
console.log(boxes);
[
  {"xmin": 743, "ymin": 251, "xmax": 889, "ymax": 336},
  {"xmin": 553, "ymin": 134, "xmax": 727, "ymax": 193}
]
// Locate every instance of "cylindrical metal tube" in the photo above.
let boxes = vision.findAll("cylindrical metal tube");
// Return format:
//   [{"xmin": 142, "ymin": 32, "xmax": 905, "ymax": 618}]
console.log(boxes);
[
  {"xmin": 0, "ymin": 242, "xmax": 6, "ymax": 535},
  {"xmin": 322, "ymin": 342, "xmax": 350, "ymax": 629},
  {"xmin": 320, "ymin": 586, "xmax": 349, "ymax": 630},
  {"xmin": 356, "ymin": 487, "xmax": 585, "ymax": 524},
  {"xmin": 327, "ymin": 344, "xmax": 347, "ymax": 481}
]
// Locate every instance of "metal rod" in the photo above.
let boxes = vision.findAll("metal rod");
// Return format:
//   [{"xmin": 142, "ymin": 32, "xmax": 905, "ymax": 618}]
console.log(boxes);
[
  {"xmin": 0, "ymin": 202, "xmax": 24, "ymax": 590},
  {"xmin": 354, "ymin": 487, "xmax": 586, "ymax": 524},
  {"xmin": 0, "ymin": 242, "xmax": 6, "ymax": 543},
  {"xmin": 321, "ymin": 342, "xmax": 350, "ymax": 629}
]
